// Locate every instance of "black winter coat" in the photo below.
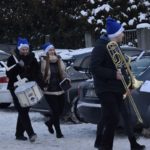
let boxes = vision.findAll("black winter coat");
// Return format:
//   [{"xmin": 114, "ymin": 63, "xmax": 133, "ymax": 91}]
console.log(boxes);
[
  {"xmin": 90, "ymin": 34, "xmax": 130, "ymax": 95},
  {"xmin": 6, "ymin": 50, "xmax": 42, "ymax": 90}
]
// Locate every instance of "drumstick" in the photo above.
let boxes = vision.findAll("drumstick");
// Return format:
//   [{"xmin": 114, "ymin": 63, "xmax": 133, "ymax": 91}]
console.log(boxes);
[
  {"xmin": 0, "ymin": 60, "xmax": 28, "ymax": 87},
  {"xmin": 0, "ymin": 61, "xmax": 16, "ymax": 71},
  {"xmin": 14, "ymin": 76, "xmax": 28, "ymax": 87}
]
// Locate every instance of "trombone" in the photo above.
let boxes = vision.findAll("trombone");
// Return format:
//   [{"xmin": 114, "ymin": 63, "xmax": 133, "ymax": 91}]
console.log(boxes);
[{"xmin": 106, "ymin": 41, "xmax": 143, "ymax": 124}]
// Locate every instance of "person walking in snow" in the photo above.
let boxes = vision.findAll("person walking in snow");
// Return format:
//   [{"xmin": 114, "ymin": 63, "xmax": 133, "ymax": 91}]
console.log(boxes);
[
  {"xmin": 6, "ymin": 37, "xmax": 42, "ymax": 142},
  {"xmin": 90, "ymin": 17, "xmax": 145, "ymax": 150},
  {"xmin": 40, "ymin": 42, "xmax": 70, "ymax": 138}
]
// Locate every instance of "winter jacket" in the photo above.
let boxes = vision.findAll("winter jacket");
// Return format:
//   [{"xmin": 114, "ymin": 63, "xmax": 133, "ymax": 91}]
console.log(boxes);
[
  {"xmin": 90, "ymin": 34, "xmax": 131, "ymax": 95},
  {"xmin": 40, "ymin": 55, "xmax": 67, "ymax": 95},
  {"xmin": 6, "ymin": 50, "xmax": 42, "ymax": 90}
]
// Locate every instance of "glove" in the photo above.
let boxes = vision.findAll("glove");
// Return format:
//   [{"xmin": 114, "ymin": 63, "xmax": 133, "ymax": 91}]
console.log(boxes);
[{"xmin": 18, "ymin": 60, "xmax": 24, "ymax": 67}]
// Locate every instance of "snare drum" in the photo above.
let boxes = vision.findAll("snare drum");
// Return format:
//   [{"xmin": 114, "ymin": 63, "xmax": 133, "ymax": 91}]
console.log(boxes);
[{"xmin": 15, "ymin": 81, "xmax": 43, "ymax": 107}]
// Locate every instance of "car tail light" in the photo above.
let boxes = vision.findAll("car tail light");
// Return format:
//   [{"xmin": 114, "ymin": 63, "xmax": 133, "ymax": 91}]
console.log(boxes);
[
  {"xmin": 0, "ymin": 76, "xmax": 9, "ymax": 83},
  {"xmin": 77, "ymin": 85, "xmax": 81, "ymax": 96}
]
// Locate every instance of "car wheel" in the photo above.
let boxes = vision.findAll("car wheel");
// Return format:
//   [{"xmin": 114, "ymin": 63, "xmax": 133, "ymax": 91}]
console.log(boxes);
[
  {"xmin": 71, "ymin": 97, "xmax": 86, "ymax": 123},
  {"xmin": 0, "ymin": 103, "xmax": 11, "ymax": 108}
]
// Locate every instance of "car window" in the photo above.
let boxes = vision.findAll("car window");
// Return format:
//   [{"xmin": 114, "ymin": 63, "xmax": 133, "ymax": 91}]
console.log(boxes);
[
  {"xmin": 0, "ymin": 53, "xmax": 10, "ymax": 61},
  {"xmin": 67, "ymin": 66, "xmax": 89, "ymax": 81},
  {"xmin": 122, "ymin": 50, "xmax": 142, "ymax": 57},
  {"xmin": 131, "ymin": 56, "xmax": 150, "ymax": 77},
  {"xmin": 79, "ymin": 56, "xmax": 91, "ymax": 70}
]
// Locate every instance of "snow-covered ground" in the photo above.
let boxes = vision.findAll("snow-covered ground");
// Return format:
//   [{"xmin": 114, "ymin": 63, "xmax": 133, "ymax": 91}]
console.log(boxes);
[{"xmin": 0, "ymin": 110, "xmax": 149, "ymax": 150}]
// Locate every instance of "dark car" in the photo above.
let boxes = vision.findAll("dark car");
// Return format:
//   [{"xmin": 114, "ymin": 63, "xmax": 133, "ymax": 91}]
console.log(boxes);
[
  {"xmin": 75, "ymin": 51, "xmax": 150, "ymax": 129},
  {"xmin": 31, "ymin": 46, "xmax": 144, "ymax": 118}
]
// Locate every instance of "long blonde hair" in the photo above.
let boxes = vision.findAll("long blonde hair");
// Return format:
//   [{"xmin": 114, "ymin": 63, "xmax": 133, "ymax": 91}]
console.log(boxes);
[{"xmin": 43, "ymin": 53, "xmax": 65, "ymax": 82}]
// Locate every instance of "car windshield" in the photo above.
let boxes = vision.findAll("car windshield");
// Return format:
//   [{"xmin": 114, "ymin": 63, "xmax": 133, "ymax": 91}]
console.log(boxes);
[{"xmin": 131, "ymin": 55, "xmax": 150, "ymax": 77}]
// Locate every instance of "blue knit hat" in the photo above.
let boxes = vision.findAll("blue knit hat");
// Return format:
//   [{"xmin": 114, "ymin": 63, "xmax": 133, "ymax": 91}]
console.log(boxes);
[
  {"xmin": 106, "ymin": 17, "xmax": 124, "ymax": 38},
  {"xmin": 42, "ymin": 42, "xmax": 54, "ymax": 53},
  {"xmin": 17, "ymin": 37, "xmax": 29, "ymax": 50}
]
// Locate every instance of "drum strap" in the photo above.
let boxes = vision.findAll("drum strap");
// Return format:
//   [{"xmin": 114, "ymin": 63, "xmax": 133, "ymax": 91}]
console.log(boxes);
[
  {"xmin": 12, "ymin": 54, "xmax": 28, "ymax": 86},
  {"xmin": 12, "ymin": 55, "xmax": 19, "ymax": 63}
]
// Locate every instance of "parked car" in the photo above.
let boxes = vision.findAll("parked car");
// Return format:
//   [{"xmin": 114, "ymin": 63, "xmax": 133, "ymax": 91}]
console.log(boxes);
[
  {"xmin": 75, "ymin": 51, "xmax": 150, "ymax": 130},
  {"xmin": 0, "ymin": 46, "xmax": 143, "ymax": 116},
  {"xmin": 31, "ymin": 61, "xmax": 90, "ymax": 116},
  {"xmin": 0, "ymin": 50, "xmax": 12, "ymax": 108}
]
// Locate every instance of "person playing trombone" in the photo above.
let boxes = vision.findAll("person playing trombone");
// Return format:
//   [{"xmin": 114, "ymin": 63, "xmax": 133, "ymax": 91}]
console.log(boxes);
[{"xmin": 90, "ymin": 17, "xmax": 145, "ymax": 150}]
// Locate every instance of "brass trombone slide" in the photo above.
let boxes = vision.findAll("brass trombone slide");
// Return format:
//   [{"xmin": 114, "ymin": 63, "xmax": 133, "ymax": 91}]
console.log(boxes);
[{"xmin": 106, "ymin": 41, "xmax": 143, "ymax": 124}]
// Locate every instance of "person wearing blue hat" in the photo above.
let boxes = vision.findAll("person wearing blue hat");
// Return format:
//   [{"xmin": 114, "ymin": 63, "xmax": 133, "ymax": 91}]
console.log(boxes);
[
  {"xmin": 90, "ymin": 17, "xmax": 145, "ymax": 150},
  {"xmin": 40, "ymin": 42, "xmax": 70, "ymax": 138},
  {"xmin": 42, "ymin": 42, "xmax": 55, "ymax": 54},
  {"xmin": 6, "ymin": 37, "xmax": 43, "ymax": 142}
]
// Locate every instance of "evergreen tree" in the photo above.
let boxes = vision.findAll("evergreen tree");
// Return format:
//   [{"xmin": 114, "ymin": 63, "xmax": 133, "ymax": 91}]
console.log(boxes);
[
  {"xmin": 0, "ymin": 0, "xmax": 149, "ymax": 48},
  {"xmin": 75, "ymin": 0, "xmax": 149, "ymax": 34}
]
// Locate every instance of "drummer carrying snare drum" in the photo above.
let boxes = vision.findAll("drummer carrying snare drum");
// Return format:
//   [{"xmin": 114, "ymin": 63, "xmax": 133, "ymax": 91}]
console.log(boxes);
[{"xmin": 6, "ymin": 37, "xmax": 43, "ymax": 142}]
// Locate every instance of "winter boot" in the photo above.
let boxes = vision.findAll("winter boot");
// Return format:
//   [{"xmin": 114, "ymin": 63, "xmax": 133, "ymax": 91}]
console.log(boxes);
[
  {"xmin": 131, "ymin": 142, "xmax": 145, "ymax": 150},
  {"xmin": 54, "ymin": 121, "xmax": 64, "ymax": 138},
  {"xmin": 129, "ymin": 136, "xmax": 145, "ymax": 150},
  {"xmin": 55, "ymin": 126, "xmax": 64, "ymax": 138},
  {"xmin": 29, "ymin": 133, "xmax": 37, "ymax": 142},
  {"xmin": 16, "ymin": 135, "xmax": 28, "ymax": 141},
  {"xmin": 45, "ymin": 121, "xmax": 54, "ymax": 134},
  {"xmin": 94, "ymin": 131, "xmax": 103, "ymax": 149},
  {"xmin": 98, "ymin": 145, "xmax": 112, "ymax": 150}
]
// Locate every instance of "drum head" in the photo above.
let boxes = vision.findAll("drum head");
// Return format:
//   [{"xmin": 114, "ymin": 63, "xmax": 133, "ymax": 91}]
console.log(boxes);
[{"xmin": 15, "ymin": 81, "xmax": 36, "ymax": 93}]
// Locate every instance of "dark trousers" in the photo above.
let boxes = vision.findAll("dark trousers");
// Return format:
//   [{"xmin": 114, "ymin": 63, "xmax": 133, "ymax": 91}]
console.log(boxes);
[
  {"xmin": 95, "ymin": 92, "xmax": 135, "ymax": 149},
  {"xmin": 45, "ymin": 94, "xmax": 65, "ymax": 134},
  {"xmin": 10, "ymin": 90, "xmax": 35, "ymax": 137}
]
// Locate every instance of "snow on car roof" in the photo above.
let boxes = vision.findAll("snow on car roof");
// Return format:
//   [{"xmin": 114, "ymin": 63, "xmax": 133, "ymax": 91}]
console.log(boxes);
[{"xmin": 0, "ymin": 50, "xmax": 10, "ymax": 55}]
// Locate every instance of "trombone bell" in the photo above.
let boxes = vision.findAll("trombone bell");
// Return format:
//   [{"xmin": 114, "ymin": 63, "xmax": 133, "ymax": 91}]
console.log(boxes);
[{"xmin": 132, "ymin": 76, "xmax": 143, "ymax": 89}]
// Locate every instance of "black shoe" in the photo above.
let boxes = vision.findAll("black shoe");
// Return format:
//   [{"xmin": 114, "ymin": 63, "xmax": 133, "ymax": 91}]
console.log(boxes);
[
  {"xmin": 29, "ymin": 133, "xmax": 37, "ymax": 142},
  {"xmin": 97, "ymin": 144, "xmax": 112, "ymax": 150},
  {"xmin": 131, "ymin": 142, "xmax": 145, "ymax": 150},
  {"xmin": 94, "ymin": 142, "xmax": 100, "ymax": 149},
  {"xmin": 56, "ymin": 133, "xmax": 64, "ymax": 138},
  {"xmin": 98, "ymin": 146, "xmax": 112, "ymax": 150},
  {"xmin": 45, "ymin": 121, "xmax": 54, "ymax": 134},
  {"xmin": 98, "ymin": 146, "xmax": 102, "ymax": 150},
  {"xmin": 16, "ymin": 135, "xmax": 28, "ymax": 141},
  {"xmin": 94, "ymin": 139, "xmax": 100, "ymax": 148}
]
